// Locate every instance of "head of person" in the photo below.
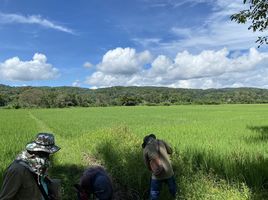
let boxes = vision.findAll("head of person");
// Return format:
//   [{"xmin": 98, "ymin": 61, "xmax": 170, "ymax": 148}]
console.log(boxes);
[
  {"xmin": 142, "ymin": 133, "xmax": 156, "ymax": 148},
  {"xmin": 75, "ymin": 166, "xmax": 113, "ymax": 200},
  {"xmin": 26, "ymin": 133, "xmax": 60, "ymax": 155},
  {"xmin": 24, "ymin": 133, "xmax": 60, "ymax": 174}
]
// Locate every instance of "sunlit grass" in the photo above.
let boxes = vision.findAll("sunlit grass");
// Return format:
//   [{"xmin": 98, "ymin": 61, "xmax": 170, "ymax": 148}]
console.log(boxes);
[{"xmin": 1, "ymin": 105, "xmax": 268, "ymax": 199}]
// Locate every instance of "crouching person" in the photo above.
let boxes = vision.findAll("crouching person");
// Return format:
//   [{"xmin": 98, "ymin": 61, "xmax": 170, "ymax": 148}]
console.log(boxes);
[
  {"xmin": 142, "ymin": 134, "xmax": 177, "ymax": 200},
  {"xmin": 75, "ymin": 166, "xmax": 113, "ymax": 200},
  {"xmin": 0, "ymin": 133, "xmax": 61, "ymax": 200}
]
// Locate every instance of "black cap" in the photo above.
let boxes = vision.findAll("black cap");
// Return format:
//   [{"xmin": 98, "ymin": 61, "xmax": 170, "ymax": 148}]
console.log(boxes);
[{"xmin": 142, "ymin": 134, "xmax": 156, "ymax": 148}]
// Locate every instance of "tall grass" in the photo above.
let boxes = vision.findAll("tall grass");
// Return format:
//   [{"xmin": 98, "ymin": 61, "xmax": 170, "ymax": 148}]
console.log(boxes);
[
  {"xmin": 1, "ymin": 105, "xmax": 268, "ymax": 199},
  {"xmin": 0, "ymin": 110, "xmax": 39, "ymax": 181}
]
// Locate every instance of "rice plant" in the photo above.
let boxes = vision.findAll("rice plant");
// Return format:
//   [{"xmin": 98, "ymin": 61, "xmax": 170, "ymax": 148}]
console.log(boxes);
[{"xmin": 1, "ymin": 104, "xmax": 268, "ymax": 199}]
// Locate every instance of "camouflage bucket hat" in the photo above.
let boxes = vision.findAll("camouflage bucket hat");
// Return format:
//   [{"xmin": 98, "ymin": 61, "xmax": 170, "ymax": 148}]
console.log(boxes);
[{"xmin": 26, "ymin": 133, "xmax": 60, "ymax": 154}]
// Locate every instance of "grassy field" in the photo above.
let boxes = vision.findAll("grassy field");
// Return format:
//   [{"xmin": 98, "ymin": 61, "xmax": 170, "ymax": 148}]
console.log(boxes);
[{"xmin": 1, "ymin": 105, "xmax": 268, "ymax": 199}]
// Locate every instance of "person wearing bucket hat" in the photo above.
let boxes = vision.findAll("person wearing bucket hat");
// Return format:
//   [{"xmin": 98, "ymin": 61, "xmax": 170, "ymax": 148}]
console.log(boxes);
[
  {"xmin": 0, "ymin": 133, "xmax": 61, "ymax": 200},
  {"xmin": 26, "ymin": 133, "xmax": 60, "ymax": 154},
  {"xmin": 142, "ymin": 134, "xmax": 177, "ymax": 200}
]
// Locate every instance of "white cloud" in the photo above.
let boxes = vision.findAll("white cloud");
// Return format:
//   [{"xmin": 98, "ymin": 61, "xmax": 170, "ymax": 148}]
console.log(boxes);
[
  {"xmin": 86, "ymin": 71, "xmax": 127, "ymax": 87},
  {"xmin": 0, "ymin": 53, "xmax": 59, "ymax": 81},
  {"xmin": 171, "ymin": 0, "xmax": 213, "ymax": 8},
  {"xmin": 170, "ymin": 27, "xmax": 192, "ymax": 37},
  {"xmin": 136, "ymin": 0, "xmax": 267, "ymax": 54},
  {"xmin": 85, "ymin": 47, "xmax": 268, "ymax": 89},
  {"xmin": 72, "ymin": 80, "xmax": 81, "ymax": 87},
  {"xmin": 83, "ymin": 62, "xmax": 93, "ymax": 68},
  {"xmin": 165, "ymin": 23, "xmax": 262, "ymax": 54},
  {"xmin": 132, "ymin": 38, "xmax": 161, "ymax": 46},
  {"xmin": 0, "ymin": 12, "xmax": 75, "ymax": 34},
  {"xmin": 144, "ymin": 0, "xmax": 214, "ymax": 8},
  {"xmin": 157, "ymin": 48, "xmax": 264, "ymax": 80},
  {"xmin": 150, "ymin": 55, "xmax": 173, "ymax": 75},
  {"xmin": 172, "ymin": 67, "xmax": 268, "ymax": 89},
  {"xmin": 97, "ymin": 47, "xmax": 152, "ymax": 75},
  {"xmin": 171, "ymin": 78, "xmax": 220, "ymax": 89}
]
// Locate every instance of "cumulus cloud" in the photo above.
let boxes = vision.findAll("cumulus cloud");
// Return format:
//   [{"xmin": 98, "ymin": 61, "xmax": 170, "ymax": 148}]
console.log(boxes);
[
  {"xmin": 85, "ymin": 47, "xmax": 268, "ymax": 89},
  {"xmin": 86, "ymin": 71, "xmax": 126, "ymax": 87},
  {"xmin": 172, "ymin": 67, "xmax": 268, "ymax": 89},
  {"xmin": 96, "ymin": 47, "xmax": 152, "ymax": 75},
  {"xmin": 150, "ymin": 48, "xmax": 264, "ymax": 80},
  {"xmin": 0, "ymin": 53, "xmax": 59, "ymax": 81},
  {"xmin": 0, "ymin": 12, "xmax": 75, "ymax": 34}
]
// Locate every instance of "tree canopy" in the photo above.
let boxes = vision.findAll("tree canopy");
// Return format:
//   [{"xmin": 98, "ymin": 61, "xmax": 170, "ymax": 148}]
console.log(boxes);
[
  {"xmin": 231, "ymin": 0, "xmax": 268, "ymax": 47},
  {"xmin": 0, "ymin": 84, "xmax": 268, "ymax": 108}
]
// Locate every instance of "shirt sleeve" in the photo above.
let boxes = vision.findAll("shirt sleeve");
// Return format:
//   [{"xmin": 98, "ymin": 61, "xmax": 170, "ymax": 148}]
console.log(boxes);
[
  {"xmin": 143, "ymin": 150, "xmax": 151, "ymax": 170},
  {"xmin": 0, "ymin": 165, "xmax": 23, "ymax": 199},
  {"xmin": 162, "ymin": 140, "xmax": 173, "ymax": 155}
]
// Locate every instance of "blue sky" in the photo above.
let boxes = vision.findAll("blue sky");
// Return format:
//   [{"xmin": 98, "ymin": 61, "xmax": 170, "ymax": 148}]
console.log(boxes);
[{"xmin": 0, "ymin": 0, "xmax": 268, "ymax": 89}]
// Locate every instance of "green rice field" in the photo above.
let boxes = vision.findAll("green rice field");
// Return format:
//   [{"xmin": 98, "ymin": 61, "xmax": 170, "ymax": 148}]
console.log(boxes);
[{"xmin": 1, "ymin": 104, "xmax": 268, "ymax": 199}]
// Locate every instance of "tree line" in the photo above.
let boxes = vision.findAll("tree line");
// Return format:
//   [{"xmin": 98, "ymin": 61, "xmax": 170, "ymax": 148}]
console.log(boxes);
[{"xmin": 1, "ymin": 84, "xmax": 268, "ymax": 108}]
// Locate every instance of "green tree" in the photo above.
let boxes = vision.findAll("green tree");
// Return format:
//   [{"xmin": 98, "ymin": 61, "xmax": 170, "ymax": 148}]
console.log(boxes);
[
  {"xmin": 18, "ymin": 89, "xmax": 44, "ymax": 107},
  {"xmin": 231, "ymin": 0, "xmax": 268, "ymax": 47},
  {"xmin": 120, "ymin": 95, "xmax": 142, "ymax": 106},
  {"xmin": 0, "ymin": 94, "xmax": 8, "ymax": 106}
]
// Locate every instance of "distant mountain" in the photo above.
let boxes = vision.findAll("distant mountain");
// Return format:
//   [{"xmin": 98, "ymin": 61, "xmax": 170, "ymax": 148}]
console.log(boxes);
[{"xmin": 0, "ymin": 84, "xmax": 268, "ymax": 108}]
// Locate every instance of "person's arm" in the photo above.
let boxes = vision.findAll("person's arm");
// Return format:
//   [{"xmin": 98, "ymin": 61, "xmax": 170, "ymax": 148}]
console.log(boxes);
[
  {"xmin": 162, "ymin": 140, "xmax": 173, "ymax": 155},
  {"xmin": 0, "ymin": 165, "xmax": 22, "ymax": 199},
  {"xmin": 143, "ymin": 150, "xmax": 151, "ymax": 170}
]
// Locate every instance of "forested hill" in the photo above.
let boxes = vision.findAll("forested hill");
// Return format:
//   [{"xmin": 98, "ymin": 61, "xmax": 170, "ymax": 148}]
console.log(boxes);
[{"xmin": 0, "ymin": 84, "xmax": 268, "ymax": 108}]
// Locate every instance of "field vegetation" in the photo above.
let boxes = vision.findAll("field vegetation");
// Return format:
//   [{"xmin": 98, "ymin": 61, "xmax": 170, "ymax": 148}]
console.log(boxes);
[{"xmin": 1, "ymin": 105, "xmax": 268, "ymax": 199}]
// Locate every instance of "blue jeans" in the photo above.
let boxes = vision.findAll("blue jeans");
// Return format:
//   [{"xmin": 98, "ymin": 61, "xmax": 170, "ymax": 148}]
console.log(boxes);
[{"xmin": 150, "ymin": 176, "xmax": 177, "ymax": 200}]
